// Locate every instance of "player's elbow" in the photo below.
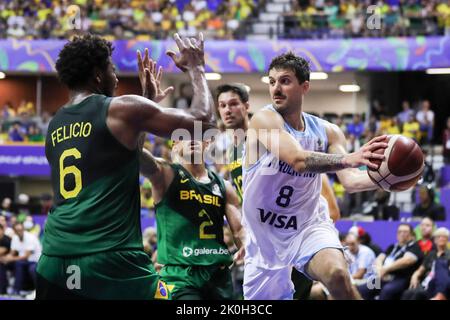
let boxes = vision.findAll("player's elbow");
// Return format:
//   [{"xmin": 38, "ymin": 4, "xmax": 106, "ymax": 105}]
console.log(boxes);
[{"xmin": 190, "ymin": 110, "xmax": 217, "ymax": 130}]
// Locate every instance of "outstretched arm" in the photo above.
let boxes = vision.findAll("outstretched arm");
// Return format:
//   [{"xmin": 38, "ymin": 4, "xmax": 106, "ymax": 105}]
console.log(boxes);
[
  {"xmin": 245, "ymin": 109, "xmax": 386, "ymax": 174},
  {"xmin": 326, "ymin": 123, "xmax": 385, "ymax": 193},
  {"xmin": 138, "ymin": 134, "xmax": 174, "ymax": 204},
  {"xmin": 107, "ymin": 33, "xmax": 215, "ymax": 150}
]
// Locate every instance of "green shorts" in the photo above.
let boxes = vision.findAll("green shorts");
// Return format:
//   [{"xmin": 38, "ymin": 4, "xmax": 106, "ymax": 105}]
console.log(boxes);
[
  {"xmin": 160, "ymin": 264, "xmax": 233, "ymax": 300},
  {"xmin": 36, "ymin": 250, "xmax": 170, "ymax": 300}
]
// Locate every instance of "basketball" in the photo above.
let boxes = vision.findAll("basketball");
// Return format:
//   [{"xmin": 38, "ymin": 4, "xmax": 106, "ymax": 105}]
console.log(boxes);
[{"xmin": 367, "ymin": 135, "xmax": 424, "ymax": 192}]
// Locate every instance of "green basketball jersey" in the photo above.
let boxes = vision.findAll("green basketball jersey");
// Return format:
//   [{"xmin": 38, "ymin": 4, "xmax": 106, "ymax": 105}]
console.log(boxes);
[
  {"xmin": 43, "ymin": 94, "xmax": 143, "ymax": 256},
  {"xmin": 156, "ymin": 163, "xmax": 232, "ymax": 266},
  {"xmin": 227, "ymin": 142, "xmax": 243, "ymax": 204}
]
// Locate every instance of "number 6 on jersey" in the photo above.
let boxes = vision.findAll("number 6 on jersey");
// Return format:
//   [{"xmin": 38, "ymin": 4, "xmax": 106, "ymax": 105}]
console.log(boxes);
[{"xmin": 59, "ymin": 148, "xmax": 82, "ymax": 199}]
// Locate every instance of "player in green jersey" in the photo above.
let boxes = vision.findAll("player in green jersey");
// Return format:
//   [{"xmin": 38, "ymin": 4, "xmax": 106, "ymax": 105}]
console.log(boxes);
[
  {"xmin": 139, "ymin": 135, "xmax": 245, "ymax": 300},
  {"xmin": 36, "ymin": 33, "xmax": 215, "ymax": 300}
]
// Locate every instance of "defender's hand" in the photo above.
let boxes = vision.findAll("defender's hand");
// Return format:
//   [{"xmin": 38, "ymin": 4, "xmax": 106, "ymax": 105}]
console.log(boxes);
[
  {"xmin": 137, "ymin": 48, "xmax": 174, "ymax": 102},
  {"xmin": 166, "ymin": 33, "xmax": 205, "ymax": 72}
]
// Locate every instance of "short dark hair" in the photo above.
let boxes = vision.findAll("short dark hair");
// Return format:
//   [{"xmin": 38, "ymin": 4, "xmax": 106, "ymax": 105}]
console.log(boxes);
[
  {"xmin": 216, "ymin": 83, "xmax": 249, "ymax": 103},
  {"xmin": 55, "ymin": 34, "xmax": 113, "ymax": 89},
  {"xmin": 268, "ymin": 52, "xmax": 310, "ymax": 84},
  {"xmin": 398, "ymin": 223, "xmax": 414, "ymax": 235}
]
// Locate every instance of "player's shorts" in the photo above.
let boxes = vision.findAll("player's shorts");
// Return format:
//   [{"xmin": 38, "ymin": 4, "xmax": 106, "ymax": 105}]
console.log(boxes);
[
  {"xmin": 36, "ymin": 250, "xmax": 170, "ymax": 300},
  {"xmin": 159, "ymin": 264, "xmax": 234, "ymax": 300},
  {"xmin": 243, "ymin": 220, "xmax": 343, "ymax": 300}
]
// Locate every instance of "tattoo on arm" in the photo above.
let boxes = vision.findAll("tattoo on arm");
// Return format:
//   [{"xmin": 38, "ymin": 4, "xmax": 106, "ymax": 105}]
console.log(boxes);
[{"xmin": 304, "ymin": 152, "xmax": 346, "ymax": 173}]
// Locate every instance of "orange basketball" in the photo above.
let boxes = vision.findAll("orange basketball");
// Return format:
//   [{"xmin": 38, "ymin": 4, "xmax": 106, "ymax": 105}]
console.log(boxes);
[{"xmin": 367, "ymin": 135, "xmax": 424, "ymax": 191}]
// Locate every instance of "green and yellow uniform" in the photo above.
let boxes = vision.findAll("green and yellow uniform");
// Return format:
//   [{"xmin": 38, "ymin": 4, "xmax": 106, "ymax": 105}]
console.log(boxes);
[
  {"xmin": 226, "ymin": 141, "xmax": 244, "ymax": 204},
  {"xmin": 37, "ymin": 94, "xmax": 168, "ymax": 300},
  {"xmin": 156, "ymin": 163, "xmax": 234, "ymax": 300}
]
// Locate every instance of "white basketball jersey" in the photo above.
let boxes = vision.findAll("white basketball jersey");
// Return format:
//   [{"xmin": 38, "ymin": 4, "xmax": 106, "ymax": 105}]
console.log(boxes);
[{"xmin": 242, "ymin": 105, "xmax": 331, "ymax": 268}]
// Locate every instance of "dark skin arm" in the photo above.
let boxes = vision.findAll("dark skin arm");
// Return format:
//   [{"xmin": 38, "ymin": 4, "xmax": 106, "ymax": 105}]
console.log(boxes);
[{"xmin": 107, "ymin": 33, "xmax": 215, "ymax": 151}]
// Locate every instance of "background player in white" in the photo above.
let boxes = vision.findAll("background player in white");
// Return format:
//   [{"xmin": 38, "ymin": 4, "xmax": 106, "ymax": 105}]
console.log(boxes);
[{"xmin": 243, "ymin": 52, "xmax": 388, "ymax": 300}]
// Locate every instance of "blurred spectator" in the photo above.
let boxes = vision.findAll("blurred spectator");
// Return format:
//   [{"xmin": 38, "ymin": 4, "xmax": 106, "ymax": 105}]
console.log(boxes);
[
  {"xmin": 397, "ymin": 100, "xmax": 414, "ymax": 126},
  {"xmin": 39, "ymin": 193, "xmax": 53, "ymax": 215},
  {"xmin": 16, "ymin": 193, "xmax": 31, "ymax": 217},
  {"xmin": 436, "ymin": 0, "xmax": 450, "ymax": 36},
  {"xmin": 415, "ymin": 217, "xmax": 436, "ymax": 255},
  {"xmin": 330, "ymin": 174, "xmax": 348, "ymax": 216},
  {"xmin": 365, "ymin": 114, "xmax": 379, "ymax": 140},
  {"xmin": 378, "ymin": 115, "xmax": 392, "ymax": 135},
  {"xmin": 174, "ymin": 82, "xmax": 193, "ymax": 110},
  {"xmin": 421, "ymin": 148, "xmax": 436, "ymax": 184},
  {"xmin": 412, "ymin": 185, "xmax": 446, "ymax": 221},
  {"xmin": 357, "ymin": 223, "xmax": 423, "ymax": 300},
  {"xmin": 443, "ymin": 117, "xmax": 450, "ymax": 164},
  {"xmin": 0, "ymin": 224, "xmax": 12, "ymax": 294},
  {"xmin": 0, "ymin": 222, "xmax": 41, "ymax": 295},
  {"xmin": 140, "ymin": 179, "xmax": 155, "ymax": 210},
  {"xmin": 363, "ymin": 189, "xmax": 400, "ymax": 221},
  {"xmin": 346, "ymin": 114, "xmax": 365, "ymax": 140},
  {"xmin": 402, "ymin": 114, "xmax": 420, "ymax": 142},
  {"xmin": 1, "ymin": 197, "xmax": 14, "ymax": 218},
  {"xmin": 1, "ymin": 101, "xmax": 16, "ymax": 119},
  {"xmin": 334, "ymin": 115, "xmax": 346, "ymax": 133},
  {"xmin": 385, "ymin": 117, "xmax": 401, "ymax": 135},
  {"xmin": 359, "ymin": 230, "xmax": 383, "ymax": 257},
  {"xmin": 402, "ymin": 227, "xmax": 450, "ymax": 300},
  {"xmin": 7, "ymin": 23, "xmax": 26, "ymax": 39},
  {"xmin": 371, "ymin": 100, "xmax": 386, "ymax": 120},
  {"xmin": 23, "ymin": 216, "xmax": 41, "ymax": 239},
  {"xmin": 344, "ymin": 233, "xmax": 376, "ymax": 283},
  {"xmin": 27, "ymin": 123, "xmax": 44, "ymax": 142},
  {"xmin": 8, "ymin": 121, "xmax": 26, "ymax": 142},
  {"xmin": 416, "ymin": 100, "xmax": 435, "ymax": 144},
  {"xmin": 0, "ymin": 216, "xmax": 14, "ymax": 239}
]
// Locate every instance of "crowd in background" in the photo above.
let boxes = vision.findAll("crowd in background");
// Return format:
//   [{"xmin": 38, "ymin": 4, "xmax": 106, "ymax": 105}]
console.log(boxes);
[
  {"xmin": 1, "ymin": 0, "xmax": 450, "ymax": 40},
  {"xmin": 0, "ymin": 100, "xmax": 49, "ymax": 143},
  {"xmin": 1, "ymin": 93, "xmax": 449, "ymax": 299},
  {"xmin": 0, "ymin": 0, "xmax": 256, "ymax": 40},
  {"xmin": 283, "ymin": 0, "xmax": 450, "ymax": 39},
  {"xmin": 1, "ymin": 92, "xmax": 450, "ymax": 219},
  {"xmin": 1, "ymin": 196, "xmax": 448, "ymax": 299}
]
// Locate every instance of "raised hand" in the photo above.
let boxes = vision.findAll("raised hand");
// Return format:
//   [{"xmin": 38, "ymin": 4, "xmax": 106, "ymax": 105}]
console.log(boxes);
[
  {"xmin": 166, "ymin": 33, "xmax": 205, "ymax": 72},
  {"xmin": 137, "ymin": 48, "xmax": 174, "ymax": 102}
]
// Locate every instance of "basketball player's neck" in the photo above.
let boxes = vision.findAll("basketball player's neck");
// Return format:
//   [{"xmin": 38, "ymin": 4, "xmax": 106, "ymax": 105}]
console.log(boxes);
[
  {"xmin": 283, "ymin": 109, "xmax": 305, "ymax": 132},
  {"xmin": 68, "ymin": 87, "xmax": 101, "ymax": 104},
  {"xmin": 183, "ymin": 163, "xmax": 207, "ymax": 180}
]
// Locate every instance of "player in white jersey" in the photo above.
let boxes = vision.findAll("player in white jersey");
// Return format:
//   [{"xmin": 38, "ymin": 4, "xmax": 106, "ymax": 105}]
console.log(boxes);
[{"xmin": 242, "ymin": 52, "xmax": 388, "ymax": 300}]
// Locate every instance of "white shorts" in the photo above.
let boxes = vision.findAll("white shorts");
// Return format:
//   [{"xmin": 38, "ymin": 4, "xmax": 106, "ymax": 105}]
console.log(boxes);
[{"xmin": 243, "ymin": 221, "xmax": 343, "ymax": 300}]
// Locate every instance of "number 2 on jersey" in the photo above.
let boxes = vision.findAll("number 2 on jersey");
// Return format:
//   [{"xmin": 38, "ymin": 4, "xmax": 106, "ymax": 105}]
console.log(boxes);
[
  {"xmin": 59, "ymin": 148, "xmax": 82, "ymax": 199},
  {"xmin": 199, "ymin": 209, "xmax": 216, "ymax": 239}
]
